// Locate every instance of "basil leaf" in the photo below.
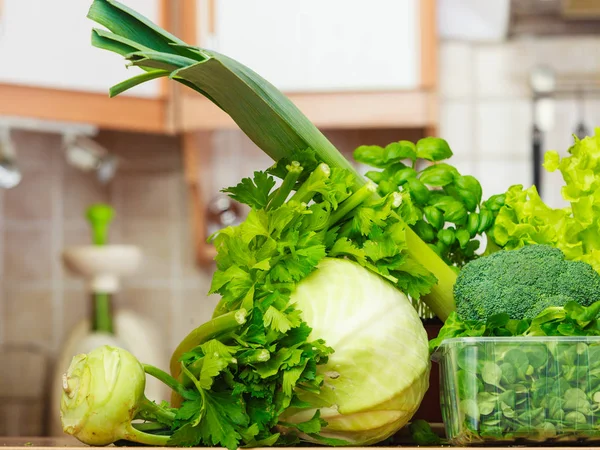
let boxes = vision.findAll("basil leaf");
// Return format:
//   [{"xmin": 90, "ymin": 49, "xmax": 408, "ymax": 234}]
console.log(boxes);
[{"xmin": 416, "ymin": 137, "xmax": 453, "ymax": 162}]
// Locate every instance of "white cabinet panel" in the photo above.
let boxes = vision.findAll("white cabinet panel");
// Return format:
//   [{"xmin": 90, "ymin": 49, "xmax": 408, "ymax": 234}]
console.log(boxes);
[
  {"xmin": 0, "ymin": 0, "xmax": 161, "ymax": 97},
  {"xmin": 199, "ymin": 0, "xmax": 420, "ymax": 93}
]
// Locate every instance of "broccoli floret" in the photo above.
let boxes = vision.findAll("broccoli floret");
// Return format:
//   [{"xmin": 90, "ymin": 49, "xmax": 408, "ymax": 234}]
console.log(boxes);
[
  {"xmin": 454, "ymin": 245, "xmax": 600, "ymax": 320},
  {"xmin": 522, "ymin": 294, "xmax": 573, "ymax": 319}
]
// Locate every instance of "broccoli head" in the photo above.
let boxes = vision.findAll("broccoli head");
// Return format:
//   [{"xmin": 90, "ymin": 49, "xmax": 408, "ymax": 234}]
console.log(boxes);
[{"xmin": 454, "ymin": 244, "xmax": 600, "ymax": 320}]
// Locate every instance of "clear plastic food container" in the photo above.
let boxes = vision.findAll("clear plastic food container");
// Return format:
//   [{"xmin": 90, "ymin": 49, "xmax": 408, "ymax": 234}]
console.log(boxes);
[{"xmin": 432, "ymin": 337, "xmax": 600, "ymax": 445}]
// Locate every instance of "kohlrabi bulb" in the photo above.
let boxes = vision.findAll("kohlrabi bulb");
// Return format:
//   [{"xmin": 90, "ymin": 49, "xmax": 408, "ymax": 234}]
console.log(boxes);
[{"xmin": 60, "ymin": 345, "xmax": 146, "ymax": 446}]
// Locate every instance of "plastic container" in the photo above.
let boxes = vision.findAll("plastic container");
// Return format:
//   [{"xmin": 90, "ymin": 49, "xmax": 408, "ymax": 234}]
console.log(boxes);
[{"xmin": 432, "ymin": 337, "xmax": 600, "ymax": 445}]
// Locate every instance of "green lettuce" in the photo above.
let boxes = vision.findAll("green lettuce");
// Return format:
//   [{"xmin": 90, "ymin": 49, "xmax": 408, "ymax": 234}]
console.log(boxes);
[{"xmin": 489, "ymin": 128, "xmax": 600, "ymax": 273}]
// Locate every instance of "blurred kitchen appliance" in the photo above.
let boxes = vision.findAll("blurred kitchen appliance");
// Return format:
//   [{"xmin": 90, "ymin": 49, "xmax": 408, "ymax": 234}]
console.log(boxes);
[
  {"xmin": 511, "ymin": 0, "xmax": 600, "ymax": 35},
  {"xmin": 206, "ymin": 194, "xmax": 243, "ymax": 236},
  {"xmin": 0, "ymin": 118, "xmax": 118, "ymax": 188},
  {"xmin": 530, "ymin": 66, "xmax": 557, "ymax": 196},
  {"xmin": 63, "ymin": 134, "xmax": 119, "ymax": 184},
  {"xmin": 529, "ymin": 66, "xmax": 600, "ymax": 197},
  {"xmin": 0, "ymin": 127, "xmax": 21, "ymax": 189}
]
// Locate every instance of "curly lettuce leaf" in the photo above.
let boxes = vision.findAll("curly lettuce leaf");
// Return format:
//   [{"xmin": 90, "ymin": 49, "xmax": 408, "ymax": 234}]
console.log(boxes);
[{"xmin": 489, "ymin": 129, "xmax": 600, "ymax": 273}]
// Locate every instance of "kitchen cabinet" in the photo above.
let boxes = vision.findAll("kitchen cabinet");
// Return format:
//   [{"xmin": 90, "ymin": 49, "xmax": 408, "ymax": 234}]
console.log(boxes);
[
  {"xmin": 0, "ymin": 0, "xmax": 437, "ymax": 133},
  {"xmin": 177, "ymin": 0, "xmax": 437, "ymax": 131},
  {"xmin": 0, "ymin": 0, "xmax": 171, "ymax": 132},
  {"xmin": 0, "ymin": 0, "xmax": 162, "ymax": 97},
  {"xmin": 197, "ymin": 0, "xmax": 421, "ymax": 93}
]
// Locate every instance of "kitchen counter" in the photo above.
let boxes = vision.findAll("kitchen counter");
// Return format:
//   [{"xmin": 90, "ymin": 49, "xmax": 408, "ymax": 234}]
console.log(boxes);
[
  {"xmin": 0, "ymin": 438, "xmax": 592, "ymax": 449},
  {"xmin": 0, "ymin": 437, "xmax": 79, "ymax": 448}
]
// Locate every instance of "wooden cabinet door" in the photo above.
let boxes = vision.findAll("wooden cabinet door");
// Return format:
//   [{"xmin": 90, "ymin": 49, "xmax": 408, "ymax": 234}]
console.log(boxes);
[
  {"xmin": 0, "ymin": 0, "xmax": 163, "ymax": 97},
  {"xmin": 196, "ymin": 0, "xmax": 421, "ymax": 93}
]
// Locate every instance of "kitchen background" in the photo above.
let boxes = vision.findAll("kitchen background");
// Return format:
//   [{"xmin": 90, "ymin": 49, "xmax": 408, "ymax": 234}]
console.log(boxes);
[{"xmin": 1, "ymin": 0, "xmax": 600, "ymax": 437}]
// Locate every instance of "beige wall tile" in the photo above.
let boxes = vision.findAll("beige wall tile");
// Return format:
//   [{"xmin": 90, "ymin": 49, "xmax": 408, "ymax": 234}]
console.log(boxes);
[
  {"xmin": 448, "ymin": 159, "xmax": 477, "ymax": 180},
  {"xmin": 475, "ymin": 159, "xmax": 532, "ymax": 198},
  {"xmin": 3, "ymin": 227, "xmax": 53, "ymax": 283},
  {"xmin": 4, "ymin": 169, "xmax": 54, "ymax": 220},
  {"xmin": 119, "ymin": 220, "xmax": 174, "ymax": 282},
  {"xmin": 112, "ymin": 173, "xmax": 178, "ymax": 220},
  {"xmin": 3, "ymin": 288, "xmax": 53, "ymax": 347},
  {"xmin": 117, "ymin": 287, "xmax": 173, "ymax": 346},
  {"xmin": 439, "ymin": 101, "xmax": 474, "ymax": 159},
  {"xmin": 0, "ymin": 403, "xmax": 45, "ymax": 436},
  {"xmin": 0, "ymin": 348, "xmax": 48, "ymax": 398},
  {"xmin": 475, "ymin": 99, "xmax": 531, "ymax": 158},
  {"xmin": 96, "ymin": 130, "xmax": 181, "ymax": 172},
  {"xmin": 63, "ymin": 166, "xmax": 109, "ymax": 220},
  {"xmin": 519, "ymin": 37, "xmax": 600, "ymax": 76},
  {"xmin": 59, "ymin": 288, "xmax": 89, "ymax": 345},
  {"xmin": 15, "ymin": 404, "xmax": 45, "ymax": 436},
  {"xmin": 473, "ymin": 42, "xmax": 528, "ymax": 98},
  {"xmin": 11, "ymin": 131, "xmax": 60, "ymax": 170},
  {"xmin": 439, "ymin": 41, "xmax": 474, "ymax": 100}
]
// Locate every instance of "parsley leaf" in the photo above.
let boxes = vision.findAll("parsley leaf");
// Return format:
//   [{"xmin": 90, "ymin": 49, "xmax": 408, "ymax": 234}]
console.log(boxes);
[{"xmin": 222, "ymin": 171, "xmax": 276, "ymax": 209}]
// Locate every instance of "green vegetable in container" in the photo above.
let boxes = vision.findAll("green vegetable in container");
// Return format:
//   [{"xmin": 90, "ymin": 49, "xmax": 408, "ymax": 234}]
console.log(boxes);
[
  {"xmin": 430, "ymin": 300, "xmax": 600, "ymax": 353},
  {"xmin": 453, "ymin": 245, "xmax": 600, "ymax": 321},
  {"xmin": 431, "ymin": 299, "xmax": 600, "ymax": 442},
  {"xmin": 433, "ymin": 332, "xmax": 600, "ymax": 443}
]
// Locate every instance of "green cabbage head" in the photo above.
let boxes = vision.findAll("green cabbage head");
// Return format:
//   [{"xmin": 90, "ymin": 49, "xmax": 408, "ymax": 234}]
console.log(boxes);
[
  {"xmin": 282, "ymin": 258, "xmax": 430, "ymax": 445},
  {"xmin": 60, "ymin": 345, "xmax": 146, "ymax": 445}
]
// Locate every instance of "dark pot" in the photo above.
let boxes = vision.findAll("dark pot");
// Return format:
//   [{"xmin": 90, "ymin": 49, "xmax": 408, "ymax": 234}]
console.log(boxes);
[{"xmin": 412, "ymin": 319, "xmax": 443, "ymax": 423}]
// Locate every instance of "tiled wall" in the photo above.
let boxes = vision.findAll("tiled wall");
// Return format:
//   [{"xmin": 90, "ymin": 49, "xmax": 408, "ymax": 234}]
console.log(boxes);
[
  {"xmin": 438, "ymin": 36, "xmax": 600, "ymax": 208},
  {"xmin": 0, "ymin": 131, "xmax": 214, "ymax": 352},
  {"xmin": 0, "ymin": 130, "xmax": 218, "ymax": 435}
]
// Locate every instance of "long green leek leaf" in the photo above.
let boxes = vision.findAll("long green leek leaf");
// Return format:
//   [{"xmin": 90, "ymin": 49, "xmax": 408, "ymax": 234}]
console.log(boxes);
[
  {"xmin": 88, "ymin": 0, "xmax": 354, "ymax": 171},
  {"xmin": 87, "ymin": 0, "xmax": 456, "ymax": 320}
]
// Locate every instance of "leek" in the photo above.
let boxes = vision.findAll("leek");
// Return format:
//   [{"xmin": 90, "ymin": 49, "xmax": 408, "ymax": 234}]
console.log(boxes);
[{"xmin": 87, "ymin": 0, "xmax": 456, "ymax": 320}]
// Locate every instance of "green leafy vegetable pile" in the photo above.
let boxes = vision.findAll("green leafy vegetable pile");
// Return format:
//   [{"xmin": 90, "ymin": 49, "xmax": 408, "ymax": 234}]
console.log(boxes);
[
  {"xmin": 67, "ymin": 0, "xmax": 600, "ymax": 447},
  {"xmin": 61, "ymin": 155, "xmax": 432, "ymax": 449}
]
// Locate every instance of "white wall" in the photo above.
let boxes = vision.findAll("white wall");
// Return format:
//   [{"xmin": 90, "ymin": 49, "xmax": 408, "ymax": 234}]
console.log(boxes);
[{"xmin": 438, "ymin": 36, "xmax": 600, "ymax": 208}]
